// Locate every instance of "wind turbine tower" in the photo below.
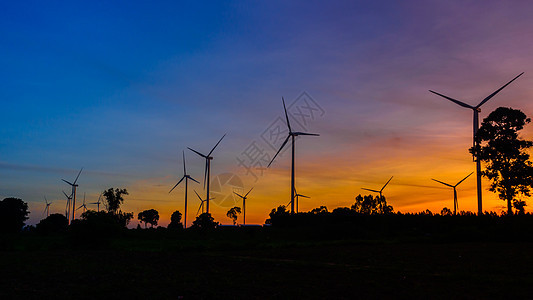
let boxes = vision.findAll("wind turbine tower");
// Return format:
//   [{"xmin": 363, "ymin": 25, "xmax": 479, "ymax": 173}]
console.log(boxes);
[
  {"xmin": 432, "ymin": 172, "xmax": 473, "ymax": 215},
  {"xmin": 62, "ymin": 168, "xmax": 83, "ymax": 223},
  {"xmin": 169, "ymin": 151, "xmax": 200, "ymax": 228},
  {"xmin": 233, "ymin": 187, "xmax": 253, "ymax": 225},
  {"xmin": 429, "ymin": 72, "xmax": 524, "ymax": 214},
  {"xmin": 268, "ymin": 98, "xmax": 319, "ymax": 214},
  {"xmin": 43, "ymin": 196, "xmax": 51, "ymax": 217},
  {"xmin": 188, "ymin": 134, "xmax": 225, "ymax": 214}
]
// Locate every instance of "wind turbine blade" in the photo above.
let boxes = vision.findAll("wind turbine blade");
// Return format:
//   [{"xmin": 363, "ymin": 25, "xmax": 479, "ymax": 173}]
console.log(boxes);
[
  {"xmin": 208, "ymin": 134, "xmax": 226, "ymax": 157},
  {"xmin": 476, "ymin": 72, "xmax": 524, "ymax": 108},
  {"xmin": 455, "ymin": 172, "xmax": 474, "ymax": 187},
  {"xmin": 233, "ymin": 192, "xmax": 244, "ymax": 199},
  {"xmin": 294, "ymin": 132, "xmax": 320, "ymax": 136},
  {"xmin": 297, "ymin": 194, "xmax": 310, "ymax": 198},
  {"xmin": 361, "ymin": 188, "xmax": 380, "ymax": 193},
  {"xmin": 193, "ymin": 190, "xmax": 203, "ymax": 201},
  {"xmin": 429, "ymin": 90, "xmax": 474, "ymax": 109},
  {"xmin": 188, "ymin": 147, "xmax": 208, "ymax": 159},
  {"xmin": 73, "ymin": 167, "xmax": 83, "ymax": 184},
  {"xmin": 63, "ymin": 191, "xmax": 70, "ymax": 198},
  {"xmin": 62, "ymin": 179, "xmax": 74, "ymax": 186},
  {"xmin": 431, "ymin": 179, "xmax": 454, "ymax": 188},
  {"xmin": 169, "ymin": 176, "xmax": 185, "ymax": 193},
  {"xmin": 381, "ymin": 176, "xmax": 394, "ymax": 192},
  {"xmin": 267, "ymin": 134, "xmax": 290, "ymax": 167},
  {"xmin": 245, "ymin": 187, "xmax": 254, "ymax": 197},
  {"xmin": 182, "ymin": 150, "xmax": 186, "ymax": 174},
  {"xmin": 197, "ymin": 202, "xmax": 203, "ymax": 215},
  {"xmin": 188, "ymin": 176, "xmax": 200, "ymax": 184},
  {"xmin": 282, "ymin": 97, "xmax": 292, "ymax": 132}
]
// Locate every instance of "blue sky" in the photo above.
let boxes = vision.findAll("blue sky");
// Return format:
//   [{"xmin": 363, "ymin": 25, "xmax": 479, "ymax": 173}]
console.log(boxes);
[{"xmin": 2, "ymin": 1, "xmax": 533, "ymax": 226}]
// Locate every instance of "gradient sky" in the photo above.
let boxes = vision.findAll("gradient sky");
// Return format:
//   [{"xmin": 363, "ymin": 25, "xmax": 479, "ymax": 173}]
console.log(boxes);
[{"xmin": 2, "ymin": 1, "xmax": 533, "ymax": 227}]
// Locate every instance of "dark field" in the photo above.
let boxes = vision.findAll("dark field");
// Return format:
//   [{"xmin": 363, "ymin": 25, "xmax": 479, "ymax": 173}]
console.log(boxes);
[{"xmin": 1, "ymin": 229, "xmax": 533, "ymax": 299}]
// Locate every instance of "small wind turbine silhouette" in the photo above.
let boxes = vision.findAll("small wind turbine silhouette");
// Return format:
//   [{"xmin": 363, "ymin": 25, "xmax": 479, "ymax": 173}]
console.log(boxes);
[
  {"xmin": 294, "ymin": 188, "xmax": 310, "ymax": 213},
  {"xmin": 62, "ymin": 168, "xmax": 83, "ymax": 223},
  {"xmin": 268, "ymin": 98, "xmax": 319, "ymax": 214},
  {"xmin": 43, "ymin": 196, "xmax": 51, "ymax": 217},
  {"xmin": 193, "ymin": 190, "xmax": 213, "ymax": 216},
  {"xmin": 432, "ymin": 172, "xmax": 473, "ymax": 215},
  {"xmin": 188, "ymin": 134, "xmax": 226, "ymax": 214},
  {"xmin": 76, "ymin": 193, "xmax": 88, "ymax": 214},
  {"xmin": 429, "ymin": 72, "xmax": 524, "ymax": 214},
  {"xmin": 62, "ymin": 191, "xmax": 72, "ymax": 221},
  {"xmin": 362, "ymin": 176, "xmax": 393, "ymax": 198},
  {"xmin": 169, "ymin": 151, "xmax": 200, "ymax": 228},
  {"xmin": 89, "ymin": 193, "xmax": 103, "ymax": 212},
  {"xmin": 233, "ymin": 187, "xmax": 253, "ymax": 225}
]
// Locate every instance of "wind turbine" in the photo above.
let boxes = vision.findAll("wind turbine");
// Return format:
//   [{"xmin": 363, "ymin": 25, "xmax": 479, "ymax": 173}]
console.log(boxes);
[
  {"xmin": 361, "ymin": 176, "xmax": 394, "ymax": 198},
  {"xmin": 188, "ymin": 134, "xmax": 225, "ymax": 214},
  {"xmin": 429, "ymin": 72, "xmax": 524, "ymax": 214},
  {"xmin": 76, "ymin": 193, "xmax": 88, "ymax": 214},
  {"xmin": 233, "ymin": 187, "xmax": 253, "ymax": 225},
  {"xmin": 169, "ymin": 151, "xmax": 200, "ymax": 228},
  {"xmin": 62, "ymin": 191, "xmax": 72, "ymax": 222},
  {"xmin": 432, "ymin": 172, "xmax": 473, "ymax": 215},
  {"xmin": 43, "ymin": 196, "xmax": 51, "ymax": 217},
  {"xmin": 268, "ymin": 98, "xmax": 319, "ymax": 214},
  {"xmin": 193, "ymin": 190, "xmax": 213, "ymax": 216},
  {"xmin": 89, "ymin": 193, "xmax": 103, "ymax": 212},
  {"xmin": 294, "ymin": 188, "xmax": 310, "ymax": 213},
  {"xmin": 62, "ymin": 167, "xmax": 83, "ymax": 223}
]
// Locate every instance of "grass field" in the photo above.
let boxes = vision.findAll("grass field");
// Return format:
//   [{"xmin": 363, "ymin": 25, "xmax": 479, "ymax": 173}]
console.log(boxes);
[{"xmin": 1, "ymin": 229, "xmax": 533, "ymax": 299}]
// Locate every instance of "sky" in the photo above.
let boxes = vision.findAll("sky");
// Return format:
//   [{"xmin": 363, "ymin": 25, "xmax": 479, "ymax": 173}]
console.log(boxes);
[{"xmin": 2, "ymin": 0, "xmax": 533, "ymax": 227}]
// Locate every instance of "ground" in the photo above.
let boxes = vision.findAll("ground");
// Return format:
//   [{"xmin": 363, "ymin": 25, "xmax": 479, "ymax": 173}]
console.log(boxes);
[{"xmin": 1, "ymin": 231, "xmax": 532, "ymax": 299}]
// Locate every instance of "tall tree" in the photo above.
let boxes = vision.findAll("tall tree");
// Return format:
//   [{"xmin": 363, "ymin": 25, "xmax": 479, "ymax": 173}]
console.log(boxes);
[
  {"xmin": 226, "ymin": 207, "xmax": 241, "ymax": 225},
  {"xmin": 137, "ymin": 209, "xmax": 159, "ymax": 228},
  {"xmin": 168, "ymin": 210, "xmax": 183, "ymax": 229},
  {"xmin": 103, "ymin": 188, "xmax": 129, "ymax": 214},
  {"xmin": 470, "ymin": 107, "xmax": 533, "ymax": 215},
  {"xmin": 0, "ymin": 197, "xmax": 30, "ymax": 232}
]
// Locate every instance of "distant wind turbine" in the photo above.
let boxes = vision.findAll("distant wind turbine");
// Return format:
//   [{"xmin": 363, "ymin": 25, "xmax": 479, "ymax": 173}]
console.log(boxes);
[
  {"xmin": 233, "ymin": 187, "xmax": 253, "ymax": 225},
  {"xmin": 294, "ymin": 188, "xmax": 310, "ymax": 213},
  {"xmin": 268, "ymin": 98, "xmax": 319, "ymax": 214},
  {"xmin": 188, "ymin": 134, "xmax": 226, "ymax": 214},
  {"xmin": 169, "ymin": 151, "xmax": 200, "ymax": 228},
  {"xmin": 432, "ymin": 172, "xmax": 473, "ymax": 215},
  {"xmin": 43, "ymin": 196, "xmax": 51, "ymax": 217},
  {"xmin": 429, "ymin": 72, "xmax": 524, "ymax": 214},
  {"xmin": 193, "ymin": 190, "xmax": 213, "ymax": 216},
  {"xmin": 76, "ymin": 193, "xmax": 88, "ymax": 214},
  {"xmin": 62, "ymin": 191, "xmax": 72, "ymax": 221},
  {"xmin": 62, "ymin": 167, "xmax": 83, "ymax": 224},
  {"xmin": 89, "ymin": 193, "xmax": 103, "ymax": 212},
  {"xmin": 362, "ymin": 176, "xmax": 394, "ymax": 198}
]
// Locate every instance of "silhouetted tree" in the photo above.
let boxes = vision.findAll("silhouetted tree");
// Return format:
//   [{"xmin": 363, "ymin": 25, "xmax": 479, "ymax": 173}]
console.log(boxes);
[
  {"xmin": 191, "ymin": 213, "xmax": 218, "ymax": 230},
  {"xmin": 0, "ymin": 197, "xmax": 29, "ymax": 233},
  {"xmin": 310, "ymin": 206, "xmax": 329, "ymax": 214},
  {"xmin": 440, "ymin": 207, "xmax": 452, "ymax": 216},
  {"xmin": 138, "ymin": 209, "xmax": 159, "ymax": 228},
  {"xmin": 352, "ymin": 194, "xmax": 393, "ymax": 214},
  {"xmin": 36, "ymin": 213, "xmax": 68, "ymax": 233},
  {"xmin": 265, "ymin": 205, "xmax": 290, "ymax": 224},
  {"xmin": 471, "ymin": 107, "xmax": 533, "ymax": 215},
  {"xmin": 513, "ymin": 200, "xmax": 527, "ymax": 215},
  {"xmin": 226, "ymin": 206, "xmax": 241, "ymax": 225},
  {"xmin": 168, "ymin": 210, "xmax": 183, "ymax": 229},
  {"xmin": 103, "ymin": 188, "xmax": 129, "ymax": 214}
]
